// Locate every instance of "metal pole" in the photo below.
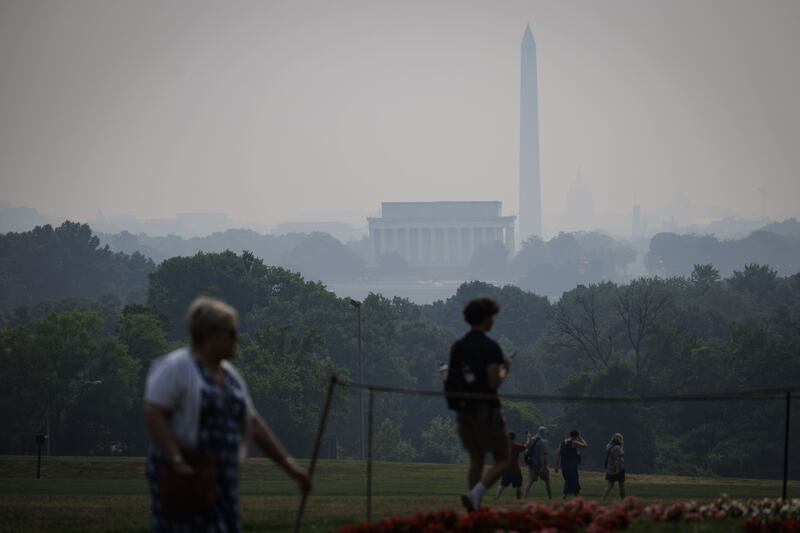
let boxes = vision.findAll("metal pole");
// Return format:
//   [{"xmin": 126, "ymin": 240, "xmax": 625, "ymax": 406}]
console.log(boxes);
[
  {"xmin": 293, "ymin": 375, "xmax": 338, "ymax": 533},
  {"xmin": 46, "ymin": 404, "xmax": 50, "ymax": 457},
  {"xmin": 36, "ymin": 442, "xmax": 42, "ymax": 479},
  {"xmin": 358, "ymin": 305, "xmax": 364, "ymax": 461},
  {"xmin": 783, "ymin": 391, "xmax": 791, "ymax": 501},
  {"xmin": 366, "ymin": 388, "xmax": 374, "ymax": 522}
]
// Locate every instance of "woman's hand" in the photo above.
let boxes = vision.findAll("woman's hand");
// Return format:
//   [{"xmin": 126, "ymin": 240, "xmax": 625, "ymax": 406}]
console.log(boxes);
[
  {"xmin": 288, "ymin": 462, "xmax": 312, "ymax": 495},
  {"xmin": 251, "ymin": 416, "xmax": 312, "ymax": 495},
  {"xmin": 171, "ymin": 459, "xmax": 195, "ymax": 476},
  {"xmin": 166, "ymin": 453, "xmax": 195, "ymax": 475}
]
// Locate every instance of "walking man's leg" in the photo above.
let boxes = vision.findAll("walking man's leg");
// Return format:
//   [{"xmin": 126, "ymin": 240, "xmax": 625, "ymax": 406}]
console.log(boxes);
[
  {"xmin": 523, "ymin": 470, "xmax": 535, "ymax": 499},
  {"xmin": 461, "ymin": 448, "xmax": 487, "ymax": 511},
  {"xmin": 619, "ymin": 480, "xmax": 626, "ymax": 499},
  {"xmin": 467, "ymin": 448, "xmax": 484, "ymax": 490},
  {"xmin": 480, "ymin": 444, "xmax": 510, "ymax": 490},
  {"xmin": 602, "ymin": 481, "xmax": 614, "ymax": 500},
  {"xmin": 543, "ymin": 471, "xmax": 552, "ymax": 499},
  {"xmin": 465, "ymin": 443, "xmax": 510, "ymax": 510}
]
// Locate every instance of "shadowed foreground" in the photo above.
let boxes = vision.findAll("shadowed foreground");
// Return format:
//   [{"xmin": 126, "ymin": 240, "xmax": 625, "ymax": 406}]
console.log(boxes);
[{"xmin": 0, "ymin": 456, "xmax": 796, "ymax": 532}]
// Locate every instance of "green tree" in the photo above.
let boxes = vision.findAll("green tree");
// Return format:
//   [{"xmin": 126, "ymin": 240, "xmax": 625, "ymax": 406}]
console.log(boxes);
[
  {"xmin": 690, "ymin": 264, "xmax": 721, "ymax": 286},
  {"xmin": 0, "ymin": 310, "xmax": 140, "ymax": 455},
  {"xmin": 236, "ymin": 327, "xmax": 340, "ymax": 456},
  {"xmin": 374, "ymin": 419, "xmax": 418, "ymax": 462},
  {"xmin": 117, "ymin": 305, "xmax": 175, "ymax": 453},
  {"xmin": 613, "ymin": 277, "xmax": 670, "ymax": 377},
  {"xmin": 0, "ymin": 325, "xmax": 50, "ymax": 452},
  {"xmin": 280, "ymin": 232, "xmax": 366, "ymax": 282},
  {"xmin": 553, "ymin": 283, "xmax": 618, "ymax": 370},
  {"xmin": 0, "ymin": 221, "xmax": 153, "ymax": 313},
  {"xmin": 730, "ymin": 263, "xmax": 779, "ymax": 302},
  {"xmin": 557, "ymin": 364, "xmax": 656, "ymax": 473},
  {"xmin": 421, "ymin": 416, "xmax": 464, "ymax": 463}
]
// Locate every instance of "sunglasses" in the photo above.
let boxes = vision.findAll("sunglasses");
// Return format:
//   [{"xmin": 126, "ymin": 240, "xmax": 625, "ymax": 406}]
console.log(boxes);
[{"xmin": 212, "ymin": 327, "xmax": 238, "ymax": 339}]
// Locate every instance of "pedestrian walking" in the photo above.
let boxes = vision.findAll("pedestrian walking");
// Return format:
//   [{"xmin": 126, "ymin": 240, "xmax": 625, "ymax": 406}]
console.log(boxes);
[
  {"xmin": 555, "ymin": 430, "xmax": 587, "ymax": 499},
  {"xmin": 444, "ymin": 298, "xmax": 513, "ymax": 512}
]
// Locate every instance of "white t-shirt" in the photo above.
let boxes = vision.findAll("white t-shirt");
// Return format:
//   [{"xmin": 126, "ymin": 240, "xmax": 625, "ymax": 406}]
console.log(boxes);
[{"xmin": 145, "ymin": 348, "xmax": 257, "ymax": 450}]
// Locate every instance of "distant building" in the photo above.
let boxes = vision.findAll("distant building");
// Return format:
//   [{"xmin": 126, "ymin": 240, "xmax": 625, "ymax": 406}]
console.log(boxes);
[
  {"xmin": 176, "ymin": 212, "xmax": 230, "ymax": 237},
  {"xmin": 367, "ymin": 202, "xmax": 516, "ymax": 267},
  {"xmin": 272, "ymin": 221, "xmax": 364, "ymax": 243},
  {"xmin": 519, "ymin": 24, "xmax": 542, "ymax": 242}
]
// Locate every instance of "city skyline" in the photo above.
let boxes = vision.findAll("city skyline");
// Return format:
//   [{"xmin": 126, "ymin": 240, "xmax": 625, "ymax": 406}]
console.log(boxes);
[{"xmin": 1, "ymin": 1, "xmax": 799, "ymax": 236}]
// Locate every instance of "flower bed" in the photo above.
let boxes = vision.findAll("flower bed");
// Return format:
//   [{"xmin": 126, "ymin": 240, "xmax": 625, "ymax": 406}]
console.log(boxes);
[{"xmin": 337, "ymin": 496, "xmax": 800, "ymax": 533}]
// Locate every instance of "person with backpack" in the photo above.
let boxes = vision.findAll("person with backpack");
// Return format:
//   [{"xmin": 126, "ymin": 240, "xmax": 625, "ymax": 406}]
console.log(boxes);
[
  {"xmin": 602, "ymin": 433, "xmax": 626, "ymax": 500},
  {"xmin": 554, "ymin": 430, "xmax": 587, "ymax": 499},
  {"xmin": 494, "ymin": 432, "xmax": 527, "ymax": 500},
  {"xmin": 444, "ymin": 298, "xmax": 513, "ymax": 512},
  {"xmin": 523, "ymin": 426, "xmax": 552, "ymax": 499}
]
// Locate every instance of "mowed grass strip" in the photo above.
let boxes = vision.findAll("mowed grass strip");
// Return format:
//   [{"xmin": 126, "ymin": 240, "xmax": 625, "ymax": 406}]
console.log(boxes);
[{"xmin": 0, "ymin": 456, "xmax": 796, "ymax": 532}]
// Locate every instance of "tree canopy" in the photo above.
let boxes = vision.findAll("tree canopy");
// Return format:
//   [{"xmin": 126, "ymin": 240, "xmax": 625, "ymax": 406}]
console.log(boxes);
[{"xmin": 1, "ymin": 225, "xmax": 799, "ymax": 480}]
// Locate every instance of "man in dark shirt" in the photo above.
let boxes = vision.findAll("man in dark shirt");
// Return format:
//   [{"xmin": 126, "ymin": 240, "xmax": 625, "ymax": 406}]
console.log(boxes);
[{"xmin": 448, "ymin": 298, "xmax": 512, "ymax": 512}]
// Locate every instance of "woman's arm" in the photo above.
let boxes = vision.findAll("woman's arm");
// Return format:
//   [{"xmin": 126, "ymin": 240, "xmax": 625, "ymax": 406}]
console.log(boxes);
[
  {"xmin": 143, "ymin": 403, "xmax": 193, "ymax": 474},
  {"xmin": 251, "ymin": 415, "xmax": 311, "ymax": 495},
  {"xmin": 574, "ymin": 437, "xmax": 588, "ymax": 449}
]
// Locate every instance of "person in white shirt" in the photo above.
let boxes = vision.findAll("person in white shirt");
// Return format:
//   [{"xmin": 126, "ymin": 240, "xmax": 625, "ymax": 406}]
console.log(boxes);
[{"xmin": 143, "ymin": 297, "xmax": 310, "ymax": 532}]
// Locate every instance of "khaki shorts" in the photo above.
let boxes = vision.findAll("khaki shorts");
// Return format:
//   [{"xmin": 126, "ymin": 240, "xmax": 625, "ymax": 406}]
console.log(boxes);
[
  {"xmin": 528, "ymin": 466, "xmax": 550, "ymax": 482},
  {"xmin": 456, "ymin": 405, "xmax": 508, "ymax": 456}
]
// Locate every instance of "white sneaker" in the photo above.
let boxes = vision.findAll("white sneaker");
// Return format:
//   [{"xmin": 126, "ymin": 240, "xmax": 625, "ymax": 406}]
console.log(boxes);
[{"xmin": 460, "ymin": 493, "xmax": 479, "ymax": 512}]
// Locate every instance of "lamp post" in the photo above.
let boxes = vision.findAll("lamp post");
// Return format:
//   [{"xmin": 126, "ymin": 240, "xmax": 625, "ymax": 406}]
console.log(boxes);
[{"xmin": 349, "ymin": 298, "xmax": 364, "ymax": 460}]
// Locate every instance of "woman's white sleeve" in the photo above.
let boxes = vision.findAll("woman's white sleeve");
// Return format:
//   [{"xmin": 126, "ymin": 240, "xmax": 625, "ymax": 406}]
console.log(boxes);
[{"xmin": 144, "ymin": 358, "xmax": 182, "ymax": 409}]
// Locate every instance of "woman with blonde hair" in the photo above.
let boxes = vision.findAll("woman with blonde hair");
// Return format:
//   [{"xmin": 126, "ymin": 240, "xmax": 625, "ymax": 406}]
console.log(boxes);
[
  {"xmin": 602, "ymin": 433, "xmax": 625, "ymax": 500},
  {"xmin": 143, "ymin": 297, "xmax": 310, "ymax": 532}
]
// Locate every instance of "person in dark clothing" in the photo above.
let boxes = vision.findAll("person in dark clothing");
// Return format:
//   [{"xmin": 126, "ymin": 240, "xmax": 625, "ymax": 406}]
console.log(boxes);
[
  {"xmin": 495, "ymin": 432, "xmax": 526, "ymax": 500},
  {"xmin": 555, "ymin": 430, "xmax": 587, "ymax": 499},
  {"xmin": 448, "ymin": 298, "xmax": 513, "ymax": 512}
]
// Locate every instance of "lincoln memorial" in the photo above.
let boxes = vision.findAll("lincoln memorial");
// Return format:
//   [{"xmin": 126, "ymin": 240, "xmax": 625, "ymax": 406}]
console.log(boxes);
[{"xmin": 367, "ymin": 201, "xmax": 516, "ymax": 267}]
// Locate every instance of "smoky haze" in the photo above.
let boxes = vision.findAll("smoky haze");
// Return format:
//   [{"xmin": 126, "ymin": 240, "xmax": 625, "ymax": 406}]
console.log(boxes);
[{"xmin": 0, "ymin": 0, "xmax": 799, "ymax": 235}]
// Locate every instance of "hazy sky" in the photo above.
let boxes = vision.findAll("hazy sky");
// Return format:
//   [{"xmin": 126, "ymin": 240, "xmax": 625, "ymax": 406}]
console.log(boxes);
[{"xmin": 1, "ymin": 0, "xmax": 798, "ymax": 232}]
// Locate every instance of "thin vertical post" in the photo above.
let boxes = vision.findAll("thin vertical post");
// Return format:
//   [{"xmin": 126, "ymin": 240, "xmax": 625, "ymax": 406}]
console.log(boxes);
[
  {"xmin": 36, "ymin": 442, "xmax": 42, "ymax": 479},
  {"xmin": 783, "ymin": 391, "xmax": 791, "ymax": 501},
  {"xmin": 366, "ymin": 388, "xmax": 374, "ymax": 522},
  {"xmin": 294, "ymin": 375, "xmax": 338, "ymax": 533},
  {"xmin": 358, "ymin": 306, "xmax": 364, "ymax": 461},
  {"xmin": 46, "ymin": 404, "xmax": 50, "ymax": 457}
]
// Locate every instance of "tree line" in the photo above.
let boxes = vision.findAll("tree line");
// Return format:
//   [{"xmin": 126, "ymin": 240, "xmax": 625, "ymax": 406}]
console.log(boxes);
[{"xmin": 0, "ymin": 222, "xmax": 798, "ymax": 480}]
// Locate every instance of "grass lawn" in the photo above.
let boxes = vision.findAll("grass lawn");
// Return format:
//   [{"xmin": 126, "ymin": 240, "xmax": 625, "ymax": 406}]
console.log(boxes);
[{"xmin": 0, "ymin": 456, "xmax": 795, "ymax": 532}]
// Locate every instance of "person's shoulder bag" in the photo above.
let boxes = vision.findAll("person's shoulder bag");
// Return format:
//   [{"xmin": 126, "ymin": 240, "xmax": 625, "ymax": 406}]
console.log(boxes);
[{"xmin": 158, "ymin": 448, "xmax": 218, "ymax": 516}]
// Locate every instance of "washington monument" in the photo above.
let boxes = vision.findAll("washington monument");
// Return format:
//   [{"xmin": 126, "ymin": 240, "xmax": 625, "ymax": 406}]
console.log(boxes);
[{"xmin": 519, "ymin": 24, "xmax": 542, "ymax": 241}]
